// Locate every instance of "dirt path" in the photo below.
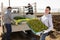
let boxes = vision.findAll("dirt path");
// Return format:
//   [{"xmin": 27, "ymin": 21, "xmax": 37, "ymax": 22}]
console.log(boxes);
[{"xmin": 46, "ymin": 35, "xmax": 60, "ymax": 40}]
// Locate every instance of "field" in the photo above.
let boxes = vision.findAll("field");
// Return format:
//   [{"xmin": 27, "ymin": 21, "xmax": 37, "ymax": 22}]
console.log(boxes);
[
  {"xmin": 11, "ymin": 15, "xmax": 60, "ymax": 40},
  {"xmin": 0, "ymin": 13, "xmax": 60, "ymax": 40}
]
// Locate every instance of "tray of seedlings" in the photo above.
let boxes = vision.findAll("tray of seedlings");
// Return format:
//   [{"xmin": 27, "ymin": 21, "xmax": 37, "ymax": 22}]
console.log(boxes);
[{"xmin": 27, "ymin": 19, "xmax": 48, "ymax": 36}]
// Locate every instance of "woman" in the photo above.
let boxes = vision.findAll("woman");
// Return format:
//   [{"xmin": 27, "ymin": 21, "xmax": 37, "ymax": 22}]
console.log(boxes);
[{"xmin": 40, "ymin": 6, "xmax": 53, "ymax": 40}]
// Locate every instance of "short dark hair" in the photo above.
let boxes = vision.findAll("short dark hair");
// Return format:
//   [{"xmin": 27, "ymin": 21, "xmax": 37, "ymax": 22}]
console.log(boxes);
[
  {"xmin": 7, "ymin": 7, "xmax": 12, "ymax": 9},
  {"xmin": 46, "ymin": 6, "xmax": 51, "ymax": 10},
  {"xmin": 28, "ymin": 3, "xmax": 31, "ymax": 5}
]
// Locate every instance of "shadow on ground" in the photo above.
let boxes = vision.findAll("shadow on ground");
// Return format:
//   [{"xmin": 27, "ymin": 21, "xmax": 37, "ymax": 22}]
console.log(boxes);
[{"xmin": 2, "ymin": 30, "xmax": 40, "ymax": 40}]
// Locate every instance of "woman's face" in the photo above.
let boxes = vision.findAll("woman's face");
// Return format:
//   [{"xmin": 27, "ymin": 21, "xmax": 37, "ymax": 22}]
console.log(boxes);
[{"xmin": 45, "ymin": 8, "xmax": 50, "ymax": 14}]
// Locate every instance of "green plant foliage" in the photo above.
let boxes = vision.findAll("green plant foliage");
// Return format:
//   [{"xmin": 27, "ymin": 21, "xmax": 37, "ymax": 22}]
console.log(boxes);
[
  {"xmin": 27, "ymin": 19, "xmax": 48, "ymax": 33},
  {"xmin": 14, "ymin": 16, "xmax": 26, "ymax": 20},
  {"xmin": 12, "ymin": 18, "xmax": 30, "ymax": 25}
]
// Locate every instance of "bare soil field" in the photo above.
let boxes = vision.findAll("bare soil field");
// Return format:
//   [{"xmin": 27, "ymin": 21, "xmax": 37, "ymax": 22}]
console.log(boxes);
[{"xmin": 0, "ymin": 15, "xmax": 60, "ymax": 40}]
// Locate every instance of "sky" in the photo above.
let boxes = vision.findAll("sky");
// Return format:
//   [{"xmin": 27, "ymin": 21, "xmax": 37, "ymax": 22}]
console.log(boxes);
[{"xmin": 0, "ymin": 0, "xmax": 60, "ymax": 12}]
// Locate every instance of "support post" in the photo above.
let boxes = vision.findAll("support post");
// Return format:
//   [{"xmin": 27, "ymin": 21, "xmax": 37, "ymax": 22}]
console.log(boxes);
[
  {"xmin": 0, "ymin": 2, "xmax": 3, "ymax": 36},
  {"xmin": 34, "ymin": 2, "xmax": 37, "ymax": 18},
  {"xmin": 9, "ymin": 0, "xmax": 10, "ymax": 7}
]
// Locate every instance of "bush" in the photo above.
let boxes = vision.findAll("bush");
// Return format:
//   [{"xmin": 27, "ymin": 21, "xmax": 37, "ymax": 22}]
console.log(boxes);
[{"xmin": 27, "ymin": 19, "xmax": 48, "ymax": 33}]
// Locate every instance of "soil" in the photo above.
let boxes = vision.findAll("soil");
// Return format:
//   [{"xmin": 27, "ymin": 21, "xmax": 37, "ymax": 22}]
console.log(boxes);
[{"xmin": 1, "ymin": 15, "xmax": 60, "ymax": 40}]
